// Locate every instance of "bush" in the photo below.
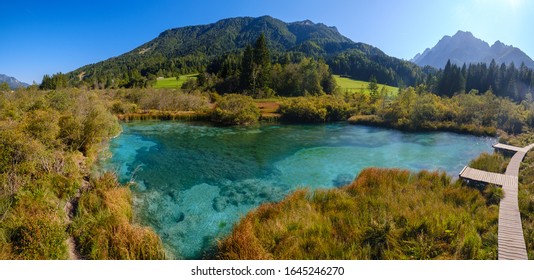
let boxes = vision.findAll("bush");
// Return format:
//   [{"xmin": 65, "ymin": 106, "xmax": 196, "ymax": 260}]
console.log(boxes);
[
  {"xmin": 110, "ymin": 100, "xmax": 138, "ymax": 114},
  {"xmin": 11, "ymin": 214, "xmax": 68, "ymax": 259},
  {"xmin": 24, "ymin": 109, "xmax": 60, "ymax": 147},
  {"xmin": 278, "ymin": 96, "xmax": 351, "ymax": 123},
  {"xmin": 211, "ymin": 94, "xmax": 260, "ymax": 125},
  {"xmin": 7, "ymin": 187, "xmax": 69, "ymax": 260},
  {"xmin": 137, "ymin": 89, "xmax": 210, "ymax": 111}
]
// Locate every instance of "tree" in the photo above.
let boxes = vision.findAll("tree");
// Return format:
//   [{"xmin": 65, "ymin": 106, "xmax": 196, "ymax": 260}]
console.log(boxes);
[
  {"xmin": 39, "ymin": 73, "xmax": 68, "ymax": 90},
  {"xmin": 240, "ymin": 45, "xmax": 254, "ymax": 92},
  {"xmin": 0, "ymin": 82, "xmax": 10, "ymax": 91},
  {"xmin": 271, "ymin": 58, "xmax": 337, "ymax": 97},
  {"xmin": 437, "ymin": 60, "xmax": 465, "ymax": 97},
  {"xmin": 368, "ymin": 75, "xmax": 379, "ymax": 100},
  {"xmin": 239, "ymin": 34, "xmax": 272, "ymax": 96},
  {"xmin": 253, "ymin": 33, "xmax": 271, "ymax": 92}
]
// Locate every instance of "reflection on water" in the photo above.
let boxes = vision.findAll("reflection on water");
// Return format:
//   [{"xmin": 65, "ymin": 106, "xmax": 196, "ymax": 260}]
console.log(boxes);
[{"xmin": 104, "ymin": 121, "xmax": 494, "ymax": 259}]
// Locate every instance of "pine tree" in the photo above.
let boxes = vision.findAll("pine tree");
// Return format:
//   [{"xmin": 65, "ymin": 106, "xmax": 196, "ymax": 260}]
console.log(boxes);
[
  {"xmin": 438, "ymin": 60, "xmax": 452, "ymax": 96},
  {"xmin": 239, "ymin": 34, "xmax": 272, "ymax": 95},
  {"xmin": 240, "ymin": 45, "xmax": 254, "ymax": 92},
  {"xmin": 253, "ymin": 33, "xmax": 271, "ymax": 94}
]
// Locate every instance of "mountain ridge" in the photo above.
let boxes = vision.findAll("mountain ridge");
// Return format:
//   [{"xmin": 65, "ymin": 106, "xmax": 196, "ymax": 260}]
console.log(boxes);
[
  {"xmin": 0, "ymin": 74, "xmax": 29, "ymax": 89},
  {"xmin": 68, "ymin": 15, "xmax": 423, "ymax": 88},
  {"xmin": 412, "ymin": 31, "xmax": 534, "ymax": 69}
]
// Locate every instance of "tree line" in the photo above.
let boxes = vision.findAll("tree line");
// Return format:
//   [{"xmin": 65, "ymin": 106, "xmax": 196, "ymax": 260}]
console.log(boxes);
[
  {"xmin": 427, "ymin": 59, "xmax": 534, "ymax": 102},
  {"xmin": 192, "ymin": 34, "xmax": 337, "ymax": 97}
]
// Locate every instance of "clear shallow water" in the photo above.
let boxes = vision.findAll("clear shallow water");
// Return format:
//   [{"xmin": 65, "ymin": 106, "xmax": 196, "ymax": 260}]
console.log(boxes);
[{"xmin": 104, "ymin": 121, "xmax": 495, "ymax": 259}]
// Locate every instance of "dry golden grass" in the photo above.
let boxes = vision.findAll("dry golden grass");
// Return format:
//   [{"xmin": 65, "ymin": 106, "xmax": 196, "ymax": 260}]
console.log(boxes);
[
  {"xmin": 218, "ymin": 168, "xmax": 499, "ymax": 260},
  {"xmin": 70, "ymin": 173, "xmax": 166, "ymax": 260}
]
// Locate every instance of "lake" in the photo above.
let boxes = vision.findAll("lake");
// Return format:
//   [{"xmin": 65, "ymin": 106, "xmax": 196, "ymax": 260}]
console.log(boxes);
[{"xmin": 104, "ymin": 121, "xmax": 494, "ymax": 259}]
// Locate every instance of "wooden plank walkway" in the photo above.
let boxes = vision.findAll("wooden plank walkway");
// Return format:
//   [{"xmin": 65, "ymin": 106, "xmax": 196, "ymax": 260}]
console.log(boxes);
[
  {"xmin": 459, "ymin": 166, "xmax": 515, "ymax": 186},
  {"xmin": 459, "ymin": 142, "xmax": 534, "ymax": 260},
  {"xmin": 493, "ymin": 143, "xmax": 534, "ymax": 154},
  {"xmin": 493, "ymin": 143, "xmax": 525, "ymax": 153}
]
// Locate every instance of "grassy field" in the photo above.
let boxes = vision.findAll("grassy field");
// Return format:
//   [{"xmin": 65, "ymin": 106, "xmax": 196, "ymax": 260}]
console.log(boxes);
[
  {"xmin": 334, "ymin": 75, "xmax": 398, "ymax": 96},
  {"xmin": 154, "ymin": 74, "xmax": 198, "ymax": 89}
]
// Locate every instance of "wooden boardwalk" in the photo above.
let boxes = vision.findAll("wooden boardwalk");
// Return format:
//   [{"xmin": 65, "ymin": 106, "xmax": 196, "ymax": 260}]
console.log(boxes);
[
  {"xmin": 493, "ymin": 143, "xmax": 534, "ymax": 154},
  {"xmin": 459, "ymin": 143, "xmax": 534, "ymax": 260}
]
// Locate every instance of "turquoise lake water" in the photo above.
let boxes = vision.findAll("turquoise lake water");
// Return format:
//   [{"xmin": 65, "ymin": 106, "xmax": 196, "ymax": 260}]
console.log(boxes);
[{"xmin": 104, "ymin": 121, "xmax": 495, "ymax": 259}]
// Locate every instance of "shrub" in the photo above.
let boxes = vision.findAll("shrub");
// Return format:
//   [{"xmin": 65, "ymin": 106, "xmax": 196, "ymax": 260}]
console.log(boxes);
[
  {"xmin": 7, "ymin": 187, "xmax": 68, "ymax": 260},
  {"xmin": 11, "ymin": 213, "xmax": 68, "ymax": 259},
  {"xmin": 110, "ymin": 100, "xmax": 138, "ymax": 114},
  {"xmin": 24, "ymin": 109, "xmax": 60, "ymax": 147},
  {"xmin": 137, "ymin": 89, "xmax": 210, "ymax": 111},
  {"xmin": 211, "ymin": 94, "xmax": 260, "ymax": 125},
  {"xmin": 278, "ymin": 96, "xmax": 351, "ymax": 123}
]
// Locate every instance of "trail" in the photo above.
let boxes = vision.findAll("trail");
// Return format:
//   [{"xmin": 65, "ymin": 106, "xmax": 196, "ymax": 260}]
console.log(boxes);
[{"xmin": 63, "ymin": 177, "xmax": 90, "ymax": 260}]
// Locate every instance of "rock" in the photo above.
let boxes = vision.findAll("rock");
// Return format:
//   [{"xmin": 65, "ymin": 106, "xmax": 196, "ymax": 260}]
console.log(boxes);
[
  {"xmin": 176, "ymin": 212, "xmax": 185, "ymax": 223},
  {"xmin": 212, "ymin": 197, "xmax": 228, "ymax": 212},
  {"xmin": 333, "ymin": 173, "xmax": 354, "ymax": 187}
]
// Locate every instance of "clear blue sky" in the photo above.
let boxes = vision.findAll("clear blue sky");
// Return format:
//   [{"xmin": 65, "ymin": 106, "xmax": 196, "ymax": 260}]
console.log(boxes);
[{"xmin": 1, "ymin": 0, "xmax": 533, "ymax": 84}]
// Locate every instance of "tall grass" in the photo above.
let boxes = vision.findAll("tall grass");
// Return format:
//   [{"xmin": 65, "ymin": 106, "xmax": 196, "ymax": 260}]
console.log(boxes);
[
  {"xmin": 70, "ymin": 172, "xmax": 166, "ymax": 260},
  {"xmin": 217, "ymin": 168, "xmax": 499, "ymax": 260},
  {"xmin": 518, "ymin": 147, "xmax": 534, "ymax": 259},
  {"xmin": 468, "ymin": 152, "xmax": 508, "ymax": 173}
]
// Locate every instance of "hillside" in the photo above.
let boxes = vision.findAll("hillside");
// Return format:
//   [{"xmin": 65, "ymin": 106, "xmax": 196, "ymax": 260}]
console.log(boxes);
[
  {"xmin": 68, "ymin": 16, "xmax": 424, "ymax": 88},
  {"xmin": 412, "ymin": 31, "xmax": 534, "ymax": 69},
  {"xmin": 0, "ymin": 74, "xmax": 29, "ymax": 89}
]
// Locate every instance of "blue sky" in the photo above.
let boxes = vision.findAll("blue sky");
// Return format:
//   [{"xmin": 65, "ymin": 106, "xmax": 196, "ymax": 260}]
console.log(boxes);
[{"xmin": 1, "ymin": 0, "xmax": 533, "ymax": 84}]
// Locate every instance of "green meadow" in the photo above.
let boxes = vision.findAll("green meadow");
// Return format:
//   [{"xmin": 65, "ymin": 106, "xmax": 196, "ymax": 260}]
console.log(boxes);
[
  {"xmin": 154, "ymin": 74, "xmax": 198, "ymax": 89},
  {"xmin": 334, "ymin": 75, "xmax": 398, "ymax": 96}
]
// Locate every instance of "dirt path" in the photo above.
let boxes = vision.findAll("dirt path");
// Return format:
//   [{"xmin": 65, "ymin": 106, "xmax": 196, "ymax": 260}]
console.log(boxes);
[
  {"xmin": 63, "ymin": 178, "xmax": 90, "ymax": 260},
  {"xmin": 66, "ymin": 237, "xmax": 81, "ymax": 260}
]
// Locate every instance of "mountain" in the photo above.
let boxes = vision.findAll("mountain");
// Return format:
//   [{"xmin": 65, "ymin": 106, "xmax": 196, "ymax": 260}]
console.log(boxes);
[
  {"xmin": 69, "ymin": 16, "xmax": 423, "ymax": 88},
  {"xmin": 412, "ymin": 31, "xmax": 534, "ymax": 69},
  {"xmin": 0, "ymin": 74, "xmax": 29, "ymax": 89}
]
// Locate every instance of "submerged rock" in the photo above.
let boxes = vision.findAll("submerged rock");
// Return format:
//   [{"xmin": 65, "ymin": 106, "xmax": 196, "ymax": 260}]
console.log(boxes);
[
  {"xmin": 333, "ymin": 173, "xmax": 354, "ymax": 187},
  {"xmin": 212, "ymin": 196, "xmax": 228, "ymax": 212}
]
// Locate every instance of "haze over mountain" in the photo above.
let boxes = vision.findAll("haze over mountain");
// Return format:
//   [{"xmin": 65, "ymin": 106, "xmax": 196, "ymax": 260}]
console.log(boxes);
[
  {"xmin": 69, "ymin": 16, "xmax": 423, "ymax": 88},
  {"xmin": 0, "ymin": 74, "xmax": 29, "ymax": 89},
  {"xmin": 412, "ymin": 31, "xmax": 534, "ymax": 69}
]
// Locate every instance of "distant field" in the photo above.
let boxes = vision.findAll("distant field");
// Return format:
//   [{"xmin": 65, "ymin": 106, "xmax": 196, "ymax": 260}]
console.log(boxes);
[
  {"xmin": 334, "ymin": 75, "xmax": 398, "ymax": 95},
  {"xmin": 154, "ymin": 74, "xmax": 198, "ymax": 89}
]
